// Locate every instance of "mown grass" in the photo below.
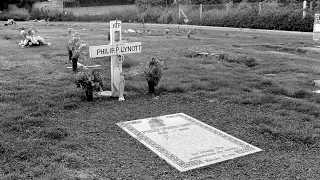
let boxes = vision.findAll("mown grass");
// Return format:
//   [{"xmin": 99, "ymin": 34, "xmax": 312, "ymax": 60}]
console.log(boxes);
[{"xmin": 0, "ymin": 21, "xmax": 320, "ymax": 179}]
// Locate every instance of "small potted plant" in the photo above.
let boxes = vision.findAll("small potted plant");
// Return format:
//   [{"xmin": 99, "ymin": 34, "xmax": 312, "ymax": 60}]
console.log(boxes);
[
  {"xmin": 144, "ymin": 58, "xmax": 162, "ymax": 94},
  {"xmin": 75, "ymin": 70, "xmax": 103, "ymax": 101},
  {"xmin": 66, "ymin": 31, "xmax": 87, "ymax": 72}
]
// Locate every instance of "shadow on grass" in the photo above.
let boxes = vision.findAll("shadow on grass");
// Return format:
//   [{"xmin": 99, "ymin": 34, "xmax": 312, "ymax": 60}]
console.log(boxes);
[{"xmin": 37, "ymin": 127, "xmax": 69, "ymax": 141}]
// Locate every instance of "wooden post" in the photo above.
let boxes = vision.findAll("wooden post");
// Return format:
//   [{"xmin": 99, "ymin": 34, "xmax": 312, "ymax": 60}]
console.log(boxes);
[
  {"xmin": 72, "ymin": 58, "xmax": 78, "ymax": 72},
  {"xmin": 310, "ymin": 1, "xmax": 313, "ymax": 11},
  {"xmin": 143, "ymin": 18, "xmax": 145, "ymax": 33},
  {"xmin": 226, "ymin": 2, "xmax": 229, "ymax": 12},
  {"xmin": 303, "ymin": 0, "xmax": 307, "ymax": 19},
  {"xmin": 68, "ymin": 49, "xmax": 72, "ymax": 62},
  {"xmin": 258, "ymin": 2, "xmax": 262, "ymax": 15},
  {"xmin": 200, "ymin": 4, "xmax": 202, "ymax": 21},
  {"xmin": 179, "ymin": 4, "xmax": 181, "ymax": 20}
]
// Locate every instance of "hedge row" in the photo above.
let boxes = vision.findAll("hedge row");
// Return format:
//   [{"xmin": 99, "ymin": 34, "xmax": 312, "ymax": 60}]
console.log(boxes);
[{"xmin": 0, "ymin": 3, "xmax": 315, "ymax": 32}]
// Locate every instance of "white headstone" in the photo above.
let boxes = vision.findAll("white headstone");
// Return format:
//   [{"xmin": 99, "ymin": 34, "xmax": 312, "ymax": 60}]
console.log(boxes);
[
  {"xmin": 313, "ymin": 14, "xmax": 320, "ymax": 41},
  {"xmin": 117, "ymin": 113, "xmax": 262, "ymax": 172}
]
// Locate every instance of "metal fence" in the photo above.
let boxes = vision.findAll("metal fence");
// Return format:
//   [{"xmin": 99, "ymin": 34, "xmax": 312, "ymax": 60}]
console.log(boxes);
[{"xmin": 178, "ymin": 1, "xmax": 318, "ymax": 22}]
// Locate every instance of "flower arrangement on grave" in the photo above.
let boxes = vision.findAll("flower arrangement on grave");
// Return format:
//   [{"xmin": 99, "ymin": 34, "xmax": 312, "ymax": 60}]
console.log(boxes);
[
  {"xmin": 66, "ymin": 30, "xmax": 88, "ymax": 72},
  {"xmin": 144, "ymin": 58, "xmax": 162, "ymax": 94},
  {"xmin": 75, "ymin": 70, "xmax": 103, "ymax": 101},
  {"xmin": 4, "ymin": 19, "xmax": 16, "ymax": 26},
  {"xmin": 19, "ymin": 28, "xmax": 51, "ymax": 48}
]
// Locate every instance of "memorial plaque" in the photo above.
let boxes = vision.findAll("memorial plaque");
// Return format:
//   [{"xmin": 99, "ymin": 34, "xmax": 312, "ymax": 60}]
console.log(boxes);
[
  {"xmin": 314, "ymin": 14, "xmax": 320, "ymax": 41},
  {"xmin": 116, "ymin": 113, "xmax": 262, "ymax": 172}
]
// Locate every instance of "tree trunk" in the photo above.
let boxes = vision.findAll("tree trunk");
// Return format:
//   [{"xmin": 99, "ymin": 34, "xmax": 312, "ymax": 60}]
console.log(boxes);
[
  {"xmin": 72, "ymin": 58, "xmax": 78, "ymax": 72},
  {"xmin": 148, "ymin": 80, "xmax": 155, "ymax": 94},
  {"xmin": 68, "ymin": 49, "xmax": 73, "ymax": 62},
  {"xmin": 86, "ymin": 85, "xmax": 93, "ymax": 101}
]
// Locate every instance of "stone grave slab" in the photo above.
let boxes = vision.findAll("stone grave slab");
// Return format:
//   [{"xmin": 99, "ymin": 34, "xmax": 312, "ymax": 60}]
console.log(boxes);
[{"xmin": 116, "ymin": 113, "xmax": 262, "ymax": 172}]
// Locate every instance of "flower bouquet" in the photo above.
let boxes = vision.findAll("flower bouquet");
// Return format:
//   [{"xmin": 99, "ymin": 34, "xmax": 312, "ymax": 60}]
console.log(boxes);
[
  {"xmin": 143, "ymin": 58, "xmax": 162, "ymax": 94},
  {"xmin": 75, "ymin": 70, "xmax": 103, "ymax": 101},
  {"xmin": 19, "ymin": 28, "xmax": 51, "ymax": 48},
  {"xmin": 4, "ymin": 19, "xmax": 16, "ymax": 26},
  {"xmin": 66, "ymin": 31, "xmax": 88, "ymax": 72}
]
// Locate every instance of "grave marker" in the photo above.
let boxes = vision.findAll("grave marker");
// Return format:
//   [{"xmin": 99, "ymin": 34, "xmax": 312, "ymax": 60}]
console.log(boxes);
[
  {"xmin": 89, "ymin": 20, "xmax": 142, "ymax": 100},
  {"xmin": 313, "ymin": 13, "xmax": 320, "ymax": 41},
  {"xmin": 117, "ymin": 113, "xmax": 262, "ymax": 172}
]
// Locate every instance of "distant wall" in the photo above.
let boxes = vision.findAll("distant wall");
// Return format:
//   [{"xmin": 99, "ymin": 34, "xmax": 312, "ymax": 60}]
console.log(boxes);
[{"xmin": 33, "ymin": 0, "xmax": 63, "ymax": 12}]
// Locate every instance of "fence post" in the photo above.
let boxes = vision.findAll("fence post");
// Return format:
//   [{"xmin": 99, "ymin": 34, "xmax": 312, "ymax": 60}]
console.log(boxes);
[
  {"xmin": 226, "ymin": 2, "xmax": 229, "ymax": 12},
  {"xmin": 258, "ymin": 2, "xmax": 262, "ymax": 15},
  {"xmin": 179, "ymin": 4, "xmax": 181, "ymax": 20},
  {"xmin": 303, "ymin": 0, "xmax": 307, "ymax": 19},
  {"xmin": 200, "ymin": 3, "xmax": 202, "ymax": 21},
  {"xmin": 310, "ymin": 1, "xmax": 313, "ymax": 11}
]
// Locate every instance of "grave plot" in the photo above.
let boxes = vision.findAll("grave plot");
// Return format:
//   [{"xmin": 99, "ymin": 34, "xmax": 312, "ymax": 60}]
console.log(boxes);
[{"xmin": 117, "ymin": 113, "xmax": 262, "ymax": 172}]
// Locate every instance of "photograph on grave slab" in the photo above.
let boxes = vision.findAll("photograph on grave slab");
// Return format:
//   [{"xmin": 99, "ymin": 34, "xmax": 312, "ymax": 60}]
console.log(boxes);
[{"xmin": 117, "ymin": 113, "xmax": 262, "ymax": 172}]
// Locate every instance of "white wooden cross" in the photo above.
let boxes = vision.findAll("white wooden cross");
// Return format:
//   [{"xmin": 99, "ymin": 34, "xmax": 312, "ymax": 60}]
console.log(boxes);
[{"xmin": 89, "ymin": 20, "xmax": 142, "ymax": 101}]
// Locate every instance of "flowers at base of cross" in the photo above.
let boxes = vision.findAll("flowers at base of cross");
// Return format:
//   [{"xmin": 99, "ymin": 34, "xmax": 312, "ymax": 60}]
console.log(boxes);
[
  {"xmin": 75, "ymin": 70, "xmax": 103, "ymax": 91},
  {"xmin": 19, "ymin": 28, "xmax": 51, "ymax": 48},
  {"xmin": 75, "ymin": 70, "xmax": 103, "ymax": 101}
]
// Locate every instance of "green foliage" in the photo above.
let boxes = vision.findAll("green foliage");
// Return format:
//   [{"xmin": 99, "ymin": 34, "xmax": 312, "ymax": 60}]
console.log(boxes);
[
  {"xmin": 122, "ymin": 57, "xmax": 140, "ymax": 69},
  {"xmin": 0, "ymin": 12, "xmax": 29, "ymax": 21},
  {"xmin": 14, "ymin": 1, "xmax": 312, "ymax": 32},
  {"xmin": 75, "ymin": 70, "xmax": 103, "ymax": 92},
  {"xmin": 135, "ymin": 0, "xmax": 168, "ymax": 8},
  {"xmin": 139, "ymin": 6, "xmax": 164, "ymax": 22},
  {"xmin": 28, "ymin": 8, "xmax": 139, "ymax": 22},
  {"xmin": 158, "ymin": 10, "xmax": 176, "ymax": 24},
  {"xmin": 30, "ymin": 8, "xmax": 72, "ymax": 21},
  {"xmin": 198, "ymin": 2, "xmax": 313, "ymax": 32},
  {"xmin": 64, "ymin": 0, "xmax": 134, "ymax": 7},
  {"xmin": 144, "ymin": 58, "xmax": 162, "ymax": 86},
  {"xmin": 217, "ymin": 53, "xmax": 258, "ymax": 67},
  {"xmin": 66, "ymin": 31, "xmax": 87, "ymax": 60}
]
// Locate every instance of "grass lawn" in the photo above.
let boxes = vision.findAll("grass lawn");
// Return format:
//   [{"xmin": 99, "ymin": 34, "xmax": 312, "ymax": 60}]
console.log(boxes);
[{"xmin": 1, "ymin": 21, "xmax": 320, "ymax": 179}]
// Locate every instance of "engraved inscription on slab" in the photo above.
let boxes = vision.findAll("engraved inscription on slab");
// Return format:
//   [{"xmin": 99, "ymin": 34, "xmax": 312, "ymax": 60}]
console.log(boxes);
[{"xmin": 116, "ymin": 113, "xmax": 262, "ymax": 172}]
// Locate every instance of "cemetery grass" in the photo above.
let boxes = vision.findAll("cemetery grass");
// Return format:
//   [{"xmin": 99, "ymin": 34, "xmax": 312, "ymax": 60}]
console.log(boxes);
[{"xmin": 0, "ymin": 21, "xmax": 320, "ymax": 179}]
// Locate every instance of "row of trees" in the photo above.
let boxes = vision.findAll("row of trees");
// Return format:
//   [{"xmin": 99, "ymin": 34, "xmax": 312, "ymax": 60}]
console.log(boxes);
[
  {"xmin": 64, "ymin": 0, "xmax": 135, "ymax": 7},
  {"xmin": 0, "ymin": 0, "xmax": 136, "ymax": 10},
  {"xmin": 1, "ymin": 0, "xmax": 47, "ymax": 11},
  {"xmin": 0, "ymin": 0, "xmax": 310, "ymax": 11}
]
